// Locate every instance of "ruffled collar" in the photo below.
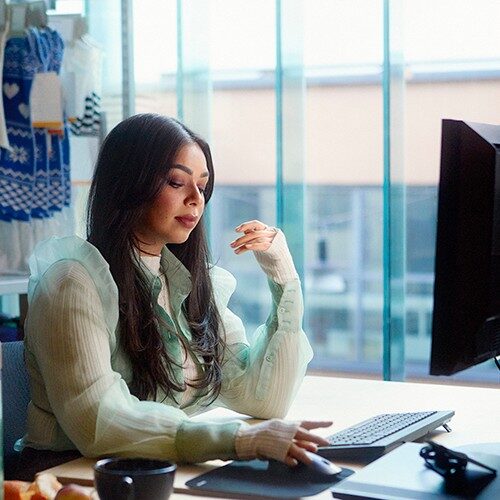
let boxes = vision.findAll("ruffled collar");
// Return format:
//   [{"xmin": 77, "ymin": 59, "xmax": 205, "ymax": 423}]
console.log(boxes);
[
  {"xmin": 160, "ymin": 246, "xmax": 192, "ymax": 296},
  {"xmin": 135, "ymin": 245, "xmax": 192, "ymax": 298}
]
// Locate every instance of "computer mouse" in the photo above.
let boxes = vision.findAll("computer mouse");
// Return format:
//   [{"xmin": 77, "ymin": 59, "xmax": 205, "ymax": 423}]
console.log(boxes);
[{"xmin": 304, "ymin": 450, "xmax": 342, "ymax": 476}]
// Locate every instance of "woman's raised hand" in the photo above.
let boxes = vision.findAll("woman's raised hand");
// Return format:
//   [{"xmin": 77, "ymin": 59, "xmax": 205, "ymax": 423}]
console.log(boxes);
[{"xmin": 230, "ymin": 220, "xmax": 278, "ymax": 254}]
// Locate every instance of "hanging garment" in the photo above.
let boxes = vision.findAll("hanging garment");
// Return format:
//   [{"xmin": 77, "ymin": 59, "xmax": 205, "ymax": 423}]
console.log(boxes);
[
  {"xmin": 62, "ymin": 34, "xmax": 103, "ymax": 136},
  {"xmin": 0, "ymin": 23, "xmax": 11, "ymax": 151},
  {"xmin": 70, "ymin": 91, "xmax": 100, "ymax": 135},
  {"xmin": 30, "ymin": 27, "xmax": 64, "ymax": 133},
  {"xmin": 61, "ymin": 121, "xmax": 70, "ymax": 208},
  {"xmin": 0, "ymin": 33, "xmax": 40, "ymax": 222},
  {"xmin": 0, "ymin": 27, "xmax": 71, "ymax": 273},
  {"xmin": 29, "ymin": 27, "xmax": 66, "ymax": 218}
]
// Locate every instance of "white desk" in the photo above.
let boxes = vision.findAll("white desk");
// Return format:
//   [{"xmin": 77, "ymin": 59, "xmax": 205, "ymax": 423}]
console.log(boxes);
[
  {"xmin": 45, "ymin": 375, "xmax": 500, "ymax": 499},
  {"xmin": 285, "ymin": 375, "xmax": 499, "ymax": 447}
]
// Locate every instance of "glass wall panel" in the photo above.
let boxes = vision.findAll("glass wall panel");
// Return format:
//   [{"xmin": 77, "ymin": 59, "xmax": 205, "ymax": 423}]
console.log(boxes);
[
  {"xmin": 177, "ymin": 0, "xmax": 211, "ymax": 137},
  {"xmin": 276, "ymin": 0, "xmax": 306, "ymax": 281},
  {"xmin": 383, "ymin": 0, "xmax": 405, "ymax": 381},
  {"xmin": 133, "ymin": 1, "xmax": 177, "ymax": 117},
  {"xmin": 401, "ymin": 0, "xmax": 500, "ymax": 384},
  {"xmin": 53, "ymin": 0, "xmax": 85, "ymax": 14},
  {"xmin": 44, "ymin": 0, "xmax": 500, "ymax": 385},
  {"xmin": 208, "ymin": 0, "xmax": 277, "ymax": 335},
  {"xmin": 87, "ymin": 0, "xmax": 123, "ymax": 130},
  {"xmin": 303, "ymin": 0, "xmax": 385, "ymax": 376},
  {"xmin": 69, "ymin": 1, "xmax": 123, "ymax": 237}
]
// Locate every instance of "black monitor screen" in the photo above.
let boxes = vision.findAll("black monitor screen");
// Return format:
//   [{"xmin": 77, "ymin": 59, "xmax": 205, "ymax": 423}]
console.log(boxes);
[{"xmin": 430, "ymin": 119, "xmax": 500, "ymax": 375}]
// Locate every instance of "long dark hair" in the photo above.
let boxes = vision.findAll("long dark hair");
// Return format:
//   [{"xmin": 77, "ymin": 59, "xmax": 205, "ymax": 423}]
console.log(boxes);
[{"xmin": 87, "ymin": 113, "xmax": 225, "ymax": 402}]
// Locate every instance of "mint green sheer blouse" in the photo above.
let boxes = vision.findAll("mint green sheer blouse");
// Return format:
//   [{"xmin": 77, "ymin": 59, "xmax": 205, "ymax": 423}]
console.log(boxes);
[{"xmin": 21, "ymin": 236, "xmax": 312, "ymax": 463}]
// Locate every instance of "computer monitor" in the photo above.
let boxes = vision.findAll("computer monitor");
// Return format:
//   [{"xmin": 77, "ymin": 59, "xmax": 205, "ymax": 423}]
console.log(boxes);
[{"xmin": 430, "ymin": 119, "xmax": 500, "ymax": 375}]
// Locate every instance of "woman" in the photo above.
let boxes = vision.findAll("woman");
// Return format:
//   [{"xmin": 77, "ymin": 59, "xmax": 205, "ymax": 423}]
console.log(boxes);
[{"xmin": 20, "ymin": 114, "xmax": 331, "ymax": 476}]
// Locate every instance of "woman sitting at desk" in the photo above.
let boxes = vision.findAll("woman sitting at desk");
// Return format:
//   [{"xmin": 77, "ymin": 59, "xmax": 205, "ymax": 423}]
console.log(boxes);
[{"xmin": 19, "ymin": 114, "xmax": 331, "ymax": 476}]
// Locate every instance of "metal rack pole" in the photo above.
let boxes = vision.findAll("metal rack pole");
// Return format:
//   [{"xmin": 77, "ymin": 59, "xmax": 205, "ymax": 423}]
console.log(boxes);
[{"xmin": 121, "ymin": 0, "xmax": 135, "ymax": 118}]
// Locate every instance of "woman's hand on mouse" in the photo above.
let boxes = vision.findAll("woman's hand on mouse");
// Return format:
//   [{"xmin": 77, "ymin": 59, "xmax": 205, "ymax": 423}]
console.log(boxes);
[
  {"xmin": 235, "ymin": 419, "xmax": 332, "ymax": 466},
  {"xmin": 230, "ymin": 220, "xmax": 277, "ymax": 254},
  {"xmin": 284, "ymin": 421, "xmax": 332, "ymax": 467}
]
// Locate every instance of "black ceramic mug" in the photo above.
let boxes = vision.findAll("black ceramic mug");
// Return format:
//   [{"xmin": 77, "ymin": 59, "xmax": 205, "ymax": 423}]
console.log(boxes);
[{"xmin": 94, "ymin": 458, "xmax": 176, "ymax": 500}]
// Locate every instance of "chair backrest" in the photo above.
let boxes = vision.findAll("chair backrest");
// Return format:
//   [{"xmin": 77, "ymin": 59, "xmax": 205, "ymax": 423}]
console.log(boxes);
[{"xmin": 1, "ymin": 340, "xmax": 31, "ymax": 475}]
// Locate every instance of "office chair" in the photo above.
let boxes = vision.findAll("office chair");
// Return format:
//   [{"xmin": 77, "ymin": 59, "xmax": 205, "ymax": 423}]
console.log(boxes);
[{"xmin": 2, "ymin": 340, "xmax": 31, "ymax": 479}]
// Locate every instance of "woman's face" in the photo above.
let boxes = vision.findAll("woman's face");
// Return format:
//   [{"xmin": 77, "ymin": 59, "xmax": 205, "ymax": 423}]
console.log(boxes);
[{"xmin": 135, "ymin": 142, "xmax": 209, "ymax": 255}]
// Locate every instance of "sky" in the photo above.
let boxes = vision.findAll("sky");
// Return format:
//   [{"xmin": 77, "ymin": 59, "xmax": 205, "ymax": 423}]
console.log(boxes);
[{"xmin": 54, "ymin": 0, "xmax": 500, "ymax": 85}]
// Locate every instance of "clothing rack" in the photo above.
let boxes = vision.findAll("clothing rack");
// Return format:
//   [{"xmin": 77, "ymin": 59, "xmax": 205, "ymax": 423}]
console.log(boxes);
[{"xmin": 1, "ymin": 1, "xmax": 49, "ymax": 36}]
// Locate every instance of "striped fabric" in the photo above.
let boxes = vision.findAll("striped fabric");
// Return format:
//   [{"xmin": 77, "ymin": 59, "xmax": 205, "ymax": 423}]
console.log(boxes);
[{"xmin": 69, "ymin": 91, "xmax": 100, "ymax": 136}]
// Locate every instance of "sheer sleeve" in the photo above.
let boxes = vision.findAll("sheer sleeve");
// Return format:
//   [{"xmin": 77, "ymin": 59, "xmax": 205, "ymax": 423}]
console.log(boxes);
[
  {"xmin": 213, "ymin": 268, "xmax": 313, "ymax": 419},
  {"xmin": 25, "ymin": 257, "xmax": 242, "ymax": 463}
]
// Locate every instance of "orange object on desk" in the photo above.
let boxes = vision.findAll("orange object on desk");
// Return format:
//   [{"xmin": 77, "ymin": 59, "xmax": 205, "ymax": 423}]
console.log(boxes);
[
  {"xmin": 4, "ymin": 480, "xmax": 51, "ymax": 500},
  {"xmin": 4, "ymin": 473, "xmax": 96, "ymax": 500},
  {"xmin": 4, "ymin": 480, "xmax": 32, "ymax": 500}
]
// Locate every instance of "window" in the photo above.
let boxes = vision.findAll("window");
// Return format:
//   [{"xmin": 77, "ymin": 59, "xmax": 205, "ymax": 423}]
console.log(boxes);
[{"xmin": 44, "ymin": 0, "xmax": 500, "ymax": 384}]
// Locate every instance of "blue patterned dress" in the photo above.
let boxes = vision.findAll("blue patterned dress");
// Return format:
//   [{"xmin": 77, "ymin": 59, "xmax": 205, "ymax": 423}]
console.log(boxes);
[
  {"xmin": 0, "ymin": 34, "xmax": 39, "ymax": 221},
  {"xmin": 0, "ymin": 27, "xmax": 67, "ymax": 222}
]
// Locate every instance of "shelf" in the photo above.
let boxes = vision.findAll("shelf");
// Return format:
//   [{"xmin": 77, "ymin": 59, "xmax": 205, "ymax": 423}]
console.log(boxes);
[{"xmin": 0, "ymin": 275, "xmax": 29, "ymax": 295}]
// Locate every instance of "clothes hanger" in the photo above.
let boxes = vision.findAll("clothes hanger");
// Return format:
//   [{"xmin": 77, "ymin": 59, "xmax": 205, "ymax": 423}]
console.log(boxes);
[
  {"xmin": 0, "ymin": 0, "xmax": 7, "ymax": 32},
  {"xmin": 5, "ymin": 0, "xmax": 47, "ymax": 37},
  {"xmin": 6, "ymin": 3, "xmax": 27, "ymax": 36},
  {"xmin": 25, "ymin": 0, "xmax": 48, "ymax": 28}
]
